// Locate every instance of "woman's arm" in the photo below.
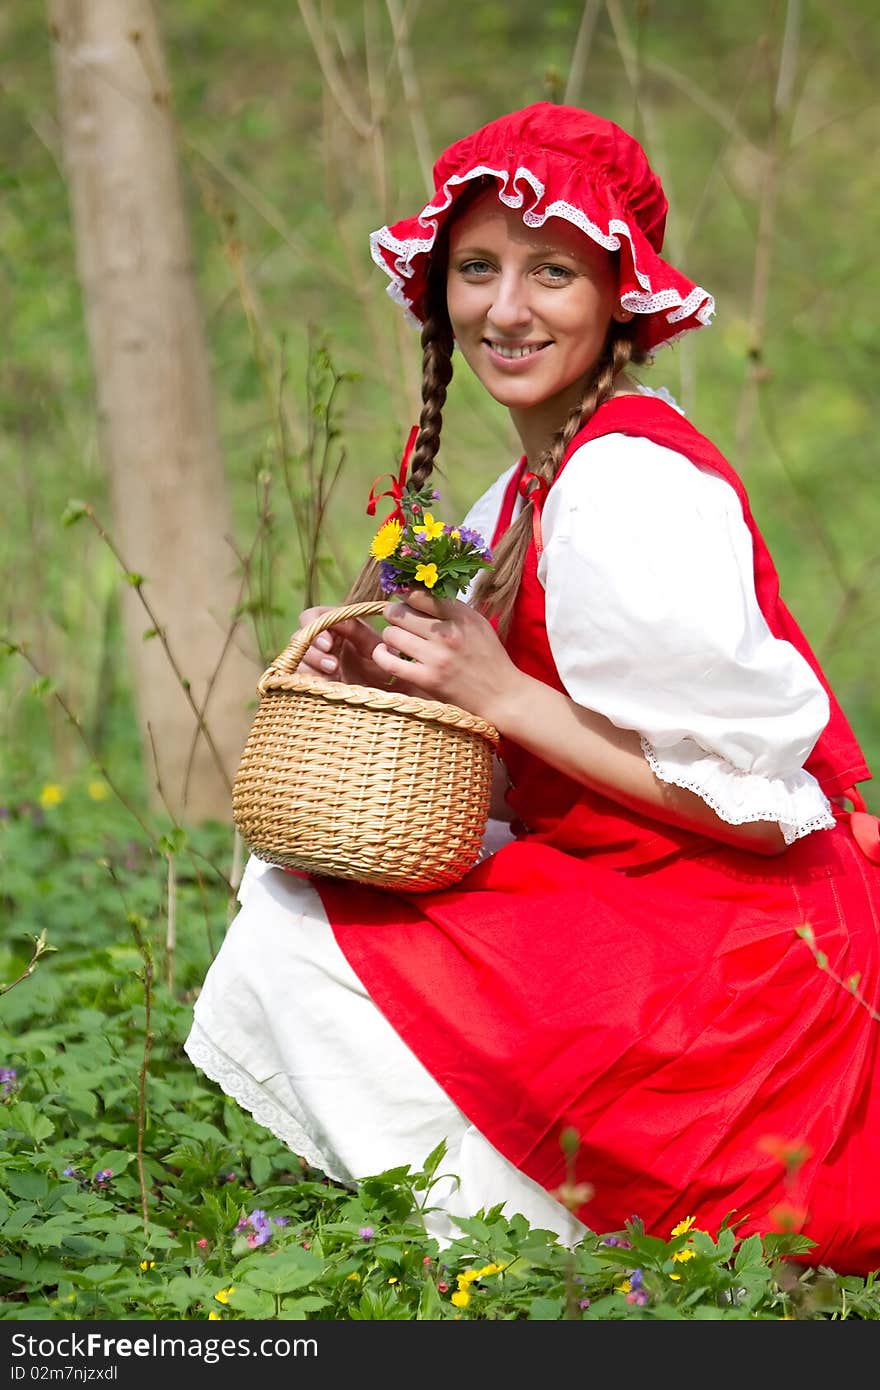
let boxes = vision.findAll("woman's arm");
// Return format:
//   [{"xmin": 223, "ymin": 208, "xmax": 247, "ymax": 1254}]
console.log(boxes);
[
  {"xmin": 487, "ymin": 665, "xmax": 787, "ymax": 855},
  {"xmin": 373, "ymin": 591, "xmax": 787, "ymax": 856}
]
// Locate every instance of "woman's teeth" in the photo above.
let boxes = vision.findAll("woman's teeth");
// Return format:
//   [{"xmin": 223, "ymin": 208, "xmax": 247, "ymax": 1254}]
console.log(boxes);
[{"xmin": 488, "ymin": 342, "xmax": 545, "ymax": 358}]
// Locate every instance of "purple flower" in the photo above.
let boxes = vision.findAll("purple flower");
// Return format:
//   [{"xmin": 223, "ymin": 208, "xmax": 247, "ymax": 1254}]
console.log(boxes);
[
  {"xmin": 630, "ymin": 1268, "xmax": 644, "ymax": 1290},
  {"xmin": 457, "ymin": 527, "xmax": 492, "ymax": 560},
  {"xmin": 379, "ymin": 561, "xmax": 403, "ymax": 595},
  {"xmin": 0, "ymin": 1068, "xmax": 18, "ymax": 1096},
  {"xmin": 238, "ymin": 1208, "xmax": 274, "ymax": 1248},
  {"xmin": 358, "ymin": 1226, "xmax": 374, "ymax": 1241},
  {"xmin": 578, "ymin": 1297, "xmax": 591, "ymax": 1309},
  {"xmin": 94, "ymin": 1169, "xmax": 113, "ymax": 1186},
  {"xmin": 62, "ymin": 1165, "xmax": 78, "ymax": 1178},
  {"xmin": 626, "ymin": 1288, "xmax": 649, "ymax": 1306},
  {"xmin": 273, "ymin": 1216, "xmax": 290, "ymax": 1226}
]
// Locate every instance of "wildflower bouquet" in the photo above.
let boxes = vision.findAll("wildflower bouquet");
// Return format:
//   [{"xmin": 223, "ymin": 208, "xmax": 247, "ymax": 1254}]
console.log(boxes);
[{"xmin": 368, "ymin": 476, "xmax": 493, "ymax": 601}]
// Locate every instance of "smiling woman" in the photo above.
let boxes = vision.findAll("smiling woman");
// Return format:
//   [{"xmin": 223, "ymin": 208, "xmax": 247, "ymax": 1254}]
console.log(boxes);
[
  {"xmin": 445, "ymin": 194, "xmax": 632, "ymax": 458},
  {"xmin": 185, "ymin": 102, "xmax": 880, "ymax": 1275}
]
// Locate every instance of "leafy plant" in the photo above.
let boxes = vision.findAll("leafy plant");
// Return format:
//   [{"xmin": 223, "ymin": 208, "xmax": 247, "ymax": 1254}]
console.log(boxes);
[{"xmin": 1, "ymin": 791, "xmax": 878, "ymax": 1321}]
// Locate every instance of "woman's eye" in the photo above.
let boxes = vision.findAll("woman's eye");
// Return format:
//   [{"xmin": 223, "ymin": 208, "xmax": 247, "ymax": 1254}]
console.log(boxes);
[
  {"xmin": 458, "ymin": 260, "xmax": 493, "ymax": 277},
  {"xmin": 537, "ymin": 264, "xmax": 574, "ymax": 284}
]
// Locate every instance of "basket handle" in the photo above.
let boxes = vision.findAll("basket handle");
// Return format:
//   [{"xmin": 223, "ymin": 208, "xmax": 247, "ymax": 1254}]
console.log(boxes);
[{"xmin": 260, "ymin": 602, "xmax": 387, "ymax": 686}]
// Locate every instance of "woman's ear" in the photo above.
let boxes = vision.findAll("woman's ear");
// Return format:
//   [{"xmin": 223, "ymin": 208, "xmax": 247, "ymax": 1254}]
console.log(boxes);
[{"xmin": 613, "ymin": 305, "xmax": 635, "ymax": 323}]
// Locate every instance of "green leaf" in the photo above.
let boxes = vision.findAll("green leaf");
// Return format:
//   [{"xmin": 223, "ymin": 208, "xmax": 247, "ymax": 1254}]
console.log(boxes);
[
  {"xmin": 237, "ymin": 1249, "xmax": 322, "ymax": 1295},
  {"xmin": 6, "ymin": 1101, "xmax": 54, "ymax": 1144},
  {"xmin": 62, "ymin": 499, "xmax": 89, "ymax": 526},
  {"xmin": 4, "ymin": 1171, "xmax": 49, "ymax": 1202},
  {"xmin": 527, "ymin": 1294, "xmax": 563, "ymax": 1319},
  {"xmin": 226, "ymin": 1286, "xmax": 277, "ymax": 1317},
  {"xmin": 277, "ymin": 1294, "xmax": 329, "ymax": 1318},
  {"xmin": 249, "ymin": 1152, "xmax": 272, "ymax": 1188}
]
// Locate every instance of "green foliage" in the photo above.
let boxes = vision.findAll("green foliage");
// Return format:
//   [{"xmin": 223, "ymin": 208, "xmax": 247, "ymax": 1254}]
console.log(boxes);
[
  {"xmin": 1, "ymin": 797, "xmax": 879, "ymax": 1321},
  {"xmin": 1, "ymin": 1, "xmax": 878, "ymax": 805}
]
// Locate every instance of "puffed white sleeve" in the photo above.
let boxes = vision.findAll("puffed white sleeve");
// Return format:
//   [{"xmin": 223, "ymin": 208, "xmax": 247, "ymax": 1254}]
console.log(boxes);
[{"xmin": 537, "ymin": 434, "xmax": 836, "ymax": 845}]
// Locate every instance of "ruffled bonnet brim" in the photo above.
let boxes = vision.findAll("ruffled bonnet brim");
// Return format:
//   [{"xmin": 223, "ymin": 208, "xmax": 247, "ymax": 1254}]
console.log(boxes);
[{"xmin": 370, "ymin": 115, "xmax": 715, "ymax": 354}]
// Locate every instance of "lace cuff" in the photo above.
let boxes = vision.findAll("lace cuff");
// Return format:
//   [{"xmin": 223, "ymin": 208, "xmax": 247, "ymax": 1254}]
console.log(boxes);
[{"xmin": 640, "ymin": 736, "xmax": 836, "ymax": 845}]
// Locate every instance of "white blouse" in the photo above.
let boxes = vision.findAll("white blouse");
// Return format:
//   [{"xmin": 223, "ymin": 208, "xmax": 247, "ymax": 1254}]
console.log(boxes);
[{"xmin": 461, "ymin": 417, "xmax": 835, "ymax": 846}]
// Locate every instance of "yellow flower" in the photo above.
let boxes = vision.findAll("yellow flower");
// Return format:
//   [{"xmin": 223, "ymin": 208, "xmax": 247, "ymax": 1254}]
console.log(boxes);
[
  {"xmin": 615, "ymin": 1279, "xmax": 631, "ymax": 1294},
  {"xmin": 449, "ymin": 529, "xmax": 460, "ymax": 540},
  {"xmin": 414, "ymin": 562, "xmax": 439, "ymax": 589},
  {"xmin": 213, "ymin": 1286, "xmax": 235, "ymax": 1304},
  {"xmin": 138, "ymin": 1260, "xmax": 155, "ymax": 1270},
  {"xmin": 387, "ymin": 1276, "xmax": 398, "ymax": 1285},
  {"xmin": 413, "ymin": 512, "xmax": 445, "ymax": 541},
  {"xmin": 370, "ymin": 519, "xmax": 403, "ymax": 560},
  {"xmin": 670, "ymin": 1215, "xmax": 696, "ymax": 1237},
  {"xmin": 669, "ymin": 1273, "xmax": 681, "ymax": 1282},
  {"xmin": 208, "ymin": 1312, "xmax": 221, "ymax": 1320},
  {"xmin": 451, "ymin": 1289, "xmax": 470, "ymax": 1308},
  {"xmin": 671, "ymin": 1248, "xmax": 696, "ymax": 1263},
  {"xmin": 346, "ymin": 1272, "xmax": 360, "ymax": 1282},
  {"xmin": 87, "ymin": 780, "xmax": 109, "ymax": 801},
  {"xmin": 39, "ymin": 783, "xmax": 64, "ymax": 809}
]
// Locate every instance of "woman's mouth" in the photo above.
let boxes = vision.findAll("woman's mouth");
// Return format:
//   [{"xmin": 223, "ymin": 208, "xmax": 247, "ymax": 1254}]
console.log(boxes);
[{"xmin": 483, "ymin": 339, "xmax": 551, "ymax": 365}]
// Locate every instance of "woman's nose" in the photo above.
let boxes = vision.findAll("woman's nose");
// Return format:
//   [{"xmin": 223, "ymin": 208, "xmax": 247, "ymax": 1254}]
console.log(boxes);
[{"xmin": 487, "ymin": 271, "xmax": 531, "ymax": 331}]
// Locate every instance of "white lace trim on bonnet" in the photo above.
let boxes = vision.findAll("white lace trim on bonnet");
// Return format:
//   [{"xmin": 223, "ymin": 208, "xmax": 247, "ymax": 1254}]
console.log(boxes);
[{"xmin": 370, "ymin": 164, "xmax": 716, "ymax": 351}]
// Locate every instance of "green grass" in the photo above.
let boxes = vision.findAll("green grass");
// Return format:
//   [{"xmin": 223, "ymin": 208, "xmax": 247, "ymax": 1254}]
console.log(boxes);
[{"xmin": 1, "ymin": 789, "xmax": 879, "ymax": 1321}]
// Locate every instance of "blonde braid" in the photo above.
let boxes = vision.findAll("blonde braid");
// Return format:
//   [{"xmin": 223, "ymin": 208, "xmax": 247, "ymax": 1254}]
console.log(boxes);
[{"xmin": 472, "ymin": 325, "xmax": 643, "ymax": 635}]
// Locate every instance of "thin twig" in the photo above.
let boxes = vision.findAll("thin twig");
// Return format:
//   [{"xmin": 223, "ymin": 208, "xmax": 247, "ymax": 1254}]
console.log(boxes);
[
  {"xmin": 564, "ymin": 0, "xmax": 602, "ymax": 107},
  {"xmin": 76, "ymin": 506, "xmax": 232, "ymax": 794},
  {"xmin": 297, "ymin": 0, "xmax": 373, "ymax": 138},
  {"xmin": 165, "ymin": 852, "xmax": 177, "ymax": 993},
  {"xmin": 0, "ymin": 932, "xmax": 55, "ymax": 997},
  {"xmin": 734, "ymin": 1, "xmax": 802, "ymax": 465},
  {"xmin": 126, "ymin": 907, "xmax": 155, "ymax": 1235},
  {"xmin": 1, "ymin": 637, "xmax": 156, "ymax": 842},
  {"xmin": 384, "ymin": 0, "xmax": 433, "ymax": 193}
]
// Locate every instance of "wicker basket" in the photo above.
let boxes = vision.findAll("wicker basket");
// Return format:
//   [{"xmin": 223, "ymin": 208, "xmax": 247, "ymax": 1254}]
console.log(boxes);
[{"xmin": 232, "ymin": 602, "xmax": 500, "ymax": 892}]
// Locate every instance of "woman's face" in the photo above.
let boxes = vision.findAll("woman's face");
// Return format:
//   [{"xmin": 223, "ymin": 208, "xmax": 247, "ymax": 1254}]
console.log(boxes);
[{"xmin": 445, "ymin": 188, "xmax": 627, "ymax": 455}]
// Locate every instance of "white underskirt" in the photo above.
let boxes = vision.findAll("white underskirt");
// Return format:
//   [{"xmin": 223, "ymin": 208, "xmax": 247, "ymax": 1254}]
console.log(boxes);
[{"xmin": 183, "ymin": 853, "xmax": 586, "ymax": 1249}]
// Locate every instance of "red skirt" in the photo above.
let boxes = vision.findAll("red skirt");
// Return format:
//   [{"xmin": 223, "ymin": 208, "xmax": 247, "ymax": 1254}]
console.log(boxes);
[{"xmin": 317, "ymin": 809, "xmax": 880, "ymax": 1275}]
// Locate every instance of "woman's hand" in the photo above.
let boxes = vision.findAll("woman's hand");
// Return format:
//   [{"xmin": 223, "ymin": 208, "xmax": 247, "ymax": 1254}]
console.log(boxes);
[
  {"xmin": 372, "ymin": 589, "xmax": 525, "ymax": 725},
  {"xmin": 295, "ymin": 606, "xmax": 390, "ymax": 688}
]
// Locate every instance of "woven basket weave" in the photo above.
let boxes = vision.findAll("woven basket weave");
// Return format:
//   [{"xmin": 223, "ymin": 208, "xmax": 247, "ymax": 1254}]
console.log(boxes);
[{"xmin": 232, "ymin": 602, "xmax": 500, "ymax": 892}]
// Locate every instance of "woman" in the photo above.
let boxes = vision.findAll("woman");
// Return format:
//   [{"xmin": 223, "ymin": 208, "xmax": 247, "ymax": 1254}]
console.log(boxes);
[{"xmin": 185, "ymin": 103, "xmax": 880, "ymax": 1273}]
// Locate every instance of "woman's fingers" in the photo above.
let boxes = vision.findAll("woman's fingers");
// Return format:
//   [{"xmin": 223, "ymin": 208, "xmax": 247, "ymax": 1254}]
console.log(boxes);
[{"xmin": 295, "ymin": 608, "xmax": 388, "ymax": 684}]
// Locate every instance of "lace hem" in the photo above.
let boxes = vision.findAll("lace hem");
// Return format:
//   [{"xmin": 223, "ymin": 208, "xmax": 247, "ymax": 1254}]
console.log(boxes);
[
  {"xmin": 640, "ymin": 737, "xmax": 836, "ymax": 846},
  {"xmin": 183, "ymin": 1022, "xmax": 349, "ymax": 1185}
]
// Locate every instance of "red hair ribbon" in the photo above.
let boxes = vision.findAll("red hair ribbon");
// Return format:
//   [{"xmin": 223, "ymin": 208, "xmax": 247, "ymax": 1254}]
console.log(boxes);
[
  {"xmin": 518, "ymin": 469, "xmax": 549, "ymax": 555},
  {"xmin": 366, "ymin": 424, "xmax": 419, "ymax": 524}
]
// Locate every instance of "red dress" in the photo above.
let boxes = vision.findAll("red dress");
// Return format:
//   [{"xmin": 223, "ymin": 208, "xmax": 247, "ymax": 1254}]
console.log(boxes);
[{"xmin": 316, "ymin": 395, "xmax": 880, "ymax": 1274}]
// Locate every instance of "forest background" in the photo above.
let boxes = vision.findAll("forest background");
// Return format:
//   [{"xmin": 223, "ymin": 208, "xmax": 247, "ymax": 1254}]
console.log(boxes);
[
  {"xmin": 2, "ymin": 0, "xmax": 879, "ymax": 819},
  {"xmin": 0, "ymin": 0, "xmax": 879, "ymax": 1325}
]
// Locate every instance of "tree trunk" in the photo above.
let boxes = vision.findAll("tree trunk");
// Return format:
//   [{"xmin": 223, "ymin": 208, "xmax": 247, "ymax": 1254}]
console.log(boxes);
[{"xmin": 48, "ymin": 0, "xmax": 259, "ymax": 823}]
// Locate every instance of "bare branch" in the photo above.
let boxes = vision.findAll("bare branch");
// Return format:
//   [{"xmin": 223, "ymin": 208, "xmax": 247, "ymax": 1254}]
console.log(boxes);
[
  {"xmin": 385, "ymin": 0, "xmax": 433, "ymax": 193},
  {"xmin": 564, "ymin": 0, "xmax": 602, "ymax": 107},
  {"xmin": 297, "ymin": 0, "xmax": 372, "ymax": 138}
]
